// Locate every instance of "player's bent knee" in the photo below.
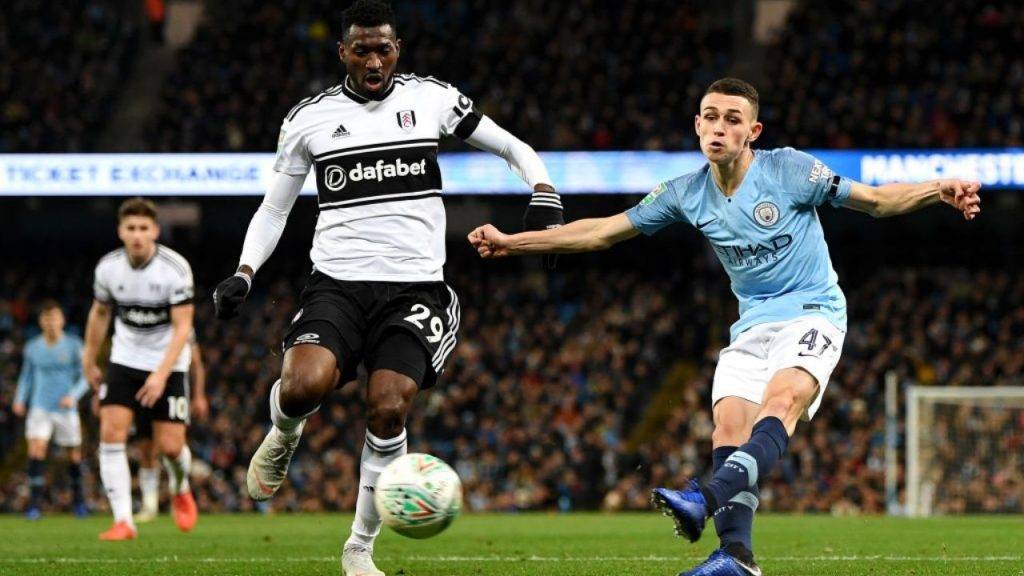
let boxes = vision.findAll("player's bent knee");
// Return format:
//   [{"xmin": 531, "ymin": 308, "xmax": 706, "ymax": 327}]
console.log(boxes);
[
  {"xmin": 712, "ymin": 423, "xmax": 748, "ymax": 447},
  {"xmin": 153, "ymin": 423, "xmax": 186, "ymax": 456},
  {"xmin": 763, "ymin": 369, "xmax": 818, "ymax": 416},
  {"xmin": 280, "ymin": 348, "xmax": 338, "ymax": 412},
  {"xmin": 99, "ymin": 407, "xmax": 133, "ymax": 442},
  {"xmin": 156, "ymin": 431, "xmax": 184, "ymax": 455},
  {"xmin": 711, "ymin": 397, "xmax": 758, "ymax": 446},
  {"xmin": 367, "ymin": 399, "xmax": 408, "ymax": 438},
  {"xmin": 366, "ymin": 370, "xmax": 417, "ymax": 438}
]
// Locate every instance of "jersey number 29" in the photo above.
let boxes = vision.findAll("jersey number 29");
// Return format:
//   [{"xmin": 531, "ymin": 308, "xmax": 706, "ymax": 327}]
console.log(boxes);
[{"xmin": 404, "ymin": 304, "xmax": 444, "ymax": 343}]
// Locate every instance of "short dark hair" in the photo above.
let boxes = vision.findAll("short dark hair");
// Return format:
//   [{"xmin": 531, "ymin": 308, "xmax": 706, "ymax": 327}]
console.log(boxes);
[
  {"xmin": 118, "ymin": 197, "xmax": 158, "ymax": 223},
  {"xmin": 38, "ymin": 299, "xmax": 61, "ymax": 315},
  {"xmin": 341, "ymin": 0, "xmax": 397, "ymax": 41},
  {"xmin": 705, "ymin": 78, "xmax": 759, "ymax": 119}
]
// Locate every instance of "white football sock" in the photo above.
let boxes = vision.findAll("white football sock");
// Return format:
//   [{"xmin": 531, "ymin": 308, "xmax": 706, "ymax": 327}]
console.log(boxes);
[
  {"xmin": 163, "ymin": 445, "xmax": 192, "ymax": 495},
  {"xmin": 269, "ymin": 379, "xmax": 318, "ymax": 436},
  {"xmin": 346, "ymin": 429, "xmax": 407, "ymax": 550},
  {"xmin": 99, "ymin": 443, "xmax": 134, "ymax": 526},
  {"xmin": 139, "ymin": 467, "xmax": 160, "ymax": 512}
]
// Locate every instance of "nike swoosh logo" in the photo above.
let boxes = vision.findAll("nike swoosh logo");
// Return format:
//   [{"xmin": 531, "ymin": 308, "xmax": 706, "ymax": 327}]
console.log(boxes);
[
  {"xmin": 797, "ymin": 351, "xmax": 821, "ymax": 357},
  {"xmin": 696, "ymin": 218, "xmax": 717, "ymax": 229}
]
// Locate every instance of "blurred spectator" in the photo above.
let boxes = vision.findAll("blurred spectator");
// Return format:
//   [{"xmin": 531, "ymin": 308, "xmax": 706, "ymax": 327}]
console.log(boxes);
[{"xmin": 146, "ymin": 0, "xmax": 166, "ymax": 44}]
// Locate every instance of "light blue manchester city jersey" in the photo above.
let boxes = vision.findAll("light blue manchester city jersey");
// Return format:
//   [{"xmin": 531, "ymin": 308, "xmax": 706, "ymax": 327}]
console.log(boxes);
[
  {"xmin": 626, "ymin": 147, "xmax": 852, "ymax": 342},
  {"xmin": 15, "ymin": 335, "xmax": 89, "ymax": 412}
]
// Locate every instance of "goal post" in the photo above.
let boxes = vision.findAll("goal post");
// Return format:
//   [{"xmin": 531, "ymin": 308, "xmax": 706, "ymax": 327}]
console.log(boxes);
[{"xmin": 905, "ymin": 386, "xmax": 1024, "ymax": 517}]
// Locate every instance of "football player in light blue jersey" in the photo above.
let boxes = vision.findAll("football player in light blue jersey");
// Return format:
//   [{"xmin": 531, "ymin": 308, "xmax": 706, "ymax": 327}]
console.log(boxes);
[
  {"xmin": 12, "ymin": 300, "xmax": 90, "ymax": 519},
  {"xmin": 469, "ymin": 78, "xmax": 980, "ymax": 576}
]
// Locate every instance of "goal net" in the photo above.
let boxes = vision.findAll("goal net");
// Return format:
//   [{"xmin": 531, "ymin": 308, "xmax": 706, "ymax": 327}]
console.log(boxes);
[{"xmin": 906, "ymin": 386, "xmax": 1024, "ymax": 517}]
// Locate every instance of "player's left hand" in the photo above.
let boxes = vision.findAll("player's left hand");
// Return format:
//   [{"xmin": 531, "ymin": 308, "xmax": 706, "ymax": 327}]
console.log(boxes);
[
  {"xmin": 191, "ymin": 394, "xmax": 210, "ymax": 421},
  {"xmin": 59, "ymin": 395, "xmax": 76, "ymax": 409},
  {"xmin": 938, "ymin": 179, "xmax": 981, "ymax": 221},
  {"xmin": 523, "ymin": 187, "xmax": 564, "ymax": 268},
  {"xmin": 137, "ymin": 371, "xmax": 169, "ymax": 408},
  {"xmin": 213, "ymin": 272, "xmax": 252, "ymax": 320}
]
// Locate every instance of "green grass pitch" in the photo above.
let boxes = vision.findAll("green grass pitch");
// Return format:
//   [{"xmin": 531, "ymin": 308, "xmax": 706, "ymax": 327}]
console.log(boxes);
[{"xmin": 1, "ymin": 513, "xmax": 1021, "ymax": 575}]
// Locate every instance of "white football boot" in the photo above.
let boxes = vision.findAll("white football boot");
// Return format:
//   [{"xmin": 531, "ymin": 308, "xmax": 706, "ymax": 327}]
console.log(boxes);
[
  {"xmin": 342, "ymin": 544, "xmax": 385, "ymax": 576},
  {"xmin": 246, "ymin": 423, "xmax": 304, "ymax": 501}
]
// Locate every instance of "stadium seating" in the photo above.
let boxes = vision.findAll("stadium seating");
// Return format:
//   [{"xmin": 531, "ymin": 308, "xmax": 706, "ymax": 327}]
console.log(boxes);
[
  {"xmin": 0, "ymin": 0, "xmax": 137, "ymax": 152},
  {"xmin": 759, "ymin": 1, "xmax": 1024, "ymax": 149},
  {"xmin": 148, "ymin": 0, "xmax": 732, "ymax": 152}
]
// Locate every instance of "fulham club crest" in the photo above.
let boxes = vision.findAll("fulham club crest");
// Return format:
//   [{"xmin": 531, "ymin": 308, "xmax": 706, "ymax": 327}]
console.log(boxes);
[{"xmin": 396, "ymin": 110, "xmax": 416, "ymax": 132}]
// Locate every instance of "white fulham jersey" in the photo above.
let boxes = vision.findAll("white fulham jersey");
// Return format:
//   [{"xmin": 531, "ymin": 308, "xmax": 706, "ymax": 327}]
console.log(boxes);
[
  {"xmin": 275, "ymin": 73, "xmax": 484, "ymax": 282},
  {"xmin": 93, "ymin": 245, "xmax": 194, "ymax": 373}
]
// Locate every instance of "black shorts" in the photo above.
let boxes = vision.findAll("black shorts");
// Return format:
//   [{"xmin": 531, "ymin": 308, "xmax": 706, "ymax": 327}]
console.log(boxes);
[
  {"xmin": 282, "ymin": 272, "xmax": 461, "ymax": 389},
  {"xmin": 133, "ymin": 371, "xmax": 193, "ymax": 438},
  {"xmin": 100, "ymin": 363, "xmax": 190, "ymax": 426}
]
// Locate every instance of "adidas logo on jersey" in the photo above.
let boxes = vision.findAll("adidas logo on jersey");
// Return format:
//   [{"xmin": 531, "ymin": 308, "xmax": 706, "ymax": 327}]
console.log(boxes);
[
  {"xmin": 331, "ymin": 124, "xmax": 350, "ymax": 138},
  {"xmin": 324, "ymin": 158, "xmax": 428, "ymax": 191}
]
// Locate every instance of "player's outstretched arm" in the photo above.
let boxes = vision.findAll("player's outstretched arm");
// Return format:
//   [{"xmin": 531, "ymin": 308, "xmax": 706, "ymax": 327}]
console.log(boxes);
[
  {"xmin": 468, "ymin": 213, "xmax": 639, "ymax": 258},
  {"xmin": 462, "ymin": 115, "xmax": 564, "ymax": 266},
  {"xmin": 214, "ymin": 171, "xmax": 305, "ymax": 319},
  {"xmin": 845, "ymin": 179, "xmax": 981, "ymax": 219}
]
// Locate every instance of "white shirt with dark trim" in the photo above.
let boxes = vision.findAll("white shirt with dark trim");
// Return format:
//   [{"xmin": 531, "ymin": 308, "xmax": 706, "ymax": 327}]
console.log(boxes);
[
  {"xmin": 93, "ymin": 245, "xmax": 194, "ymax": 373},
  {"xmin": 275, "ymin": 74, "xmax": 484, "ymax": 282}
]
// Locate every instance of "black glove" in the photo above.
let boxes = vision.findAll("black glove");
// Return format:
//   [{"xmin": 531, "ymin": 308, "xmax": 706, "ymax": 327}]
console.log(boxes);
[
  {"xmin": 213, "ymin": 272, "xmax": 251, "ymax": 319},
  {"xmin": 523, "ymin": 192, "xmax": 565, "ymax": 269}
]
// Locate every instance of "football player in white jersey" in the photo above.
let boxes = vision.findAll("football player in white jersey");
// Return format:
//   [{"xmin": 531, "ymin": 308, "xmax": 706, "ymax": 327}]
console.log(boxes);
[
  {"xmin": 83, "ymin": 198, "xmax": 199, "ymax": 541},
  {"xmin": 212, "ymin": 1, "xmax": 561, "ymax": 574}
]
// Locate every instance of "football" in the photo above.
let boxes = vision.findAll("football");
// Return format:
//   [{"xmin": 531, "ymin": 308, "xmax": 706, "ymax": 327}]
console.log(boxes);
[{"xmin": 374, "ymin": 453, "xmax": 462, "ymax": 539}]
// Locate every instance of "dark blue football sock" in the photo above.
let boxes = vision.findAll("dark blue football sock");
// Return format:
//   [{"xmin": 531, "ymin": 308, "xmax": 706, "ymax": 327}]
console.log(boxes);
[
  {"xmin": 712, "ymin": 444, "xmax": 761, "ymax": 545},
  {"xmin": 711, "ymin": 446, "xmax": 758, "ymax": 552},
  {"xmin": 68, "ymin": 461, "xmax": 84, "ymax": 505},
  {"xmin": 702, "ymin": 417, "xmax": 788, "ymax": 513},
  {"xmin": 28, "ymin": 458, "xmax": 45, "ymax": 509}
]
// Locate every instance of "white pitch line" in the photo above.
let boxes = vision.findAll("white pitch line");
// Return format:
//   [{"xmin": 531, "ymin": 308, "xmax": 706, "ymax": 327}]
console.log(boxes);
[{"xmin": 1, "ymin": 555, "xmax": 1021, "ymax": 564}]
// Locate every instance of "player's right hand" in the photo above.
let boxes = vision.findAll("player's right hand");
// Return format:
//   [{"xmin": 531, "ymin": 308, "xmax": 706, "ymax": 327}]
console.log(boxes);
[
  {"xmin": 213, "ymin": 272, "xmax": 252, "ymax": 319},
  {"xmin": 937, "ymin": 179, "xmax": 982, "ymax": 220},
  {"xmin": 191, "ymin": 394, "xmax": 210, "ymax": 421},
  {"xmin": 468, "ymin": 224, "xmax": 513, "ymax": 258},
  {"xmin": 12, "ymin": 403, "xmax": 25, "ymax": 417}
]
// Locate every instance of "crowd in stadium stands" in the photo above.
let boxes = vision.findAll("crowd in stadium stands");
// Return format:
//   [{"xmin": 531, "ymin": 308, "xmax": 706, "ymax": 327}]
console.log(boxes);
[
  {"xmin": 148, "ymin": 0, "xmax": 732, "ymax": 152},
  {"xmin": 3, "ymin": 258, "xmax": 1022, "ymax": 515},
  {"xmin": 146, "ymin": 1, "xmax": 1024, "ymax": 154},
  {"xmin": 7, "ymin": 2, "xmax": 1021, "ymax": 154},
  {"xmin": 0, "ymin": 0, "xmax": 137, "ymax": 152},
  {"xmin": 759, "ymin": 0, "xmax": 1024, "ymax": 149}
]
